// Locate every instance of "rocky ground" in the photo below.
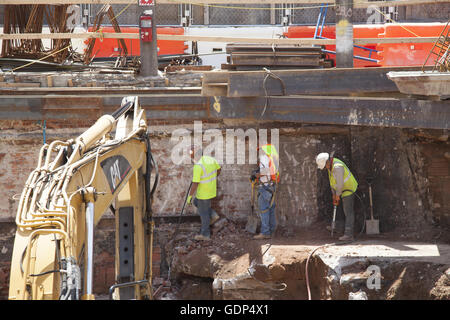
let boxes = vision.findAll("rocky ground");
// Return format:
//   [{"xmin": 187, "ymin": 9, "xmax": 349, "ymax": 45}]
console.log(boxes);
[{"xmin": 151, "ymin": 217, "xmax": 450, "ymax": 300}]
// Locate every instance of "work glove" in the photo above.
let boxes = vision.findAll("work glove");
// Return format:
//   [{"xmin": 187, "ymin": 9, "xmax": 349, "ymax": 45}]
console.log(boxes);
[
  {"xmin": 250, "ymin": 168, "xmax": 260, "ymax": 182},
  {"xmin": 186, "ymin": 195, "xmax": 193, "ymax": 205},
  {"xmin": 332, "ymin": 194, "xmax": 340, "ymax": 206}
]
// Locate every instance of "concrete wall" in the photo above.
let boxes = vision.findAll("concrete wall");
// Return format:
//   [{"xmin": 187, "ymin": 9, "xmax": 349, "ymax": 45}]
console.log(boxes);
[
  {"xmin": 0, "ymin": 119, "xmax": 448, "ymax": 298},
  {"xmin": 351, "ymin": 127, "xmax": 450, "ymax": 233},
  {"xmin": 0, "ymin": 120, "xmax": 448, "ymax": 228}
]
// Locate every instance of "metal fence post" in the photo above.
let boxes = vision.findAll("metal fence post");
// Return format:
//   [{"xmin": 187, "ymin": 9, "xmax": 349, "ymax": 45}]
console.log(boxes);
[{"xmin": 336, "ymin": 0, "xmax": 354, "ymax": 68}]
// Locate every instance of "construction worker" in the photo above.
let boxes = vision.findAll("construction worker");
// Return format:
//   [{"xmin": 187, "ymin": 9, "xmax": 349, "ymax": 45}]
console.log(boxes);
[
  {"xmin": 251, "ymin": 144, "xmax": 280, "ymax": 240},
  {"xmin": 315, "ymin": 152, "xmax": 358, "ymax": 241},
  {"xmin": 186, "ymin": 144, "xmax": 221, "ymax": 241}
]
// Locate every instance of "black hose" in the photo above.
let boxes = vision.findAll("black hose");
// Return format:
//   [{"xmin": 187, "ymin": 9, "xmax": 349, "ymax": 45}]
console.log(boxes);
[
  {"xmin": 150, "ymin": 153, "xmax": 159, "ymax": 197},
  {"xmin": 260, "ymin": 68, "xmax": 286, "ymax": 118},
  {"xmin": 341, "ymin": 189, "xmax": 367, "ymax": 237},
  {"xmin": 144, "ymin": 134, "xmax": 153, "ymax": 280},
  {"xmin": 145, "ymin": 133, "xmax": 155, "ymax": 217},
  {"xmin": 30, "ymin": 269, "xmax": 60, "ymax": 277},
  {"xmin": 306, "ymin": 189, "xmax": 367, "ymax": 300},
  {"xmin": 144, "ymin": 132, "xmax": 159, "ymax": 289},
  {"xmin": 167, "ymin": 181, "xmax": 193, "ymax": 282}
]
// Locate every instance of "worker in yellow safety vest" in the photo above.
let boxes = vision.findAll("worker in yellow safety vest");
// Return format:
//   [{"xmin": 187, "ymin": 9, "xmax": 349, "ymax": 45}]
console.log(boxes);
[
  {"xmin": 187, "ymin": 144, "xmax": 221, "ymax": 241},
  {"xmin": 250, "ymin": 144, "xmax": 280, "ymax": 240},
  {"xmin": 316, "ymin": 152, "xmax": 358, "ymax": 241}
]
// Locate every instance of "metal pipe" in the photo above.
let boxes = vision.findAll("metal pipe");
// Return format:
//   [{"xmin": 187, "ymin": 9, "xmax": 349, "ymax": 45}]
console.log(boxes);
[
  {"xmin": 85, "ymin": 202, "xmax": 94, "ymax": 296},
  {"xmin": 320, "ymin": 7, "xmax": 328, "ymax": 37},
  {"xmin": 108, "ymin": 280, "xmax": 149, "ymax": 300},
  {"xmin": 322, "ymin": 49, "xmax": 379, "ymax": 62},
  {"xmin": 313, "ymin": 6, "xmax": 323, "ymax": 39}
]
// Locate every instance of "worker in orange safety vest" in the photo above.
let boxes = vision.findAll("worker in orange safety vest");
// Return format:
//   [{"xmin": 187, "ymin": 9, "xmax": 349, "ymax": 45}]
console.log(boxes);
[{"xmin": 250, "ymin": 144, "xmax": 280, "ymax": 240}]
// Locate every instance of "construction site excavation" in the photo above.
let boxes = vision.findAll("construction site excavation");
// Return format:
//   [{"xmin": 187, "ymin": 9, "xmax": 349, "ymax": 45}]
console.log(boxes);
[{"xmin": 0, "ymin": 0, "xmax": 449, "ymax": 307}]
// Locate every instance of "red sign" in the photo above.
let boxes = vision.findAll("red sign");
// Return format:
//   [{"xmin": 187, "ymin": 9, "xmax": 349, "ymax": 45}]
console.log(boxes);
[{"xmin": 138, "ymin": 0, "xmax": 153, "ymax": 6}]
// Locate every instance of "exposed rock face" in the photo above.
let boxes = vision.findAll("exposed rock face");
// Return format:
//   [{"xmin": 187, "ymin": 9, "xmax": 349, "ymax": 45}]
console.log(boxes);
[{"xmin": 165, "ymin": 219, "xmax": 450, "ymax": 300}]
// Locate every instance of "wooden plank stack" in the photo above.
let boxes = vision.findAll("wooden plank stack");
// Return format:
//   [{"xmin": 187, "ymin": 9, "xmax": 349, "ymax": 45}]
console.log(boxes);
[{"xmin": 223, "ymin": 43, "xmax": 332, "ymax": 70}]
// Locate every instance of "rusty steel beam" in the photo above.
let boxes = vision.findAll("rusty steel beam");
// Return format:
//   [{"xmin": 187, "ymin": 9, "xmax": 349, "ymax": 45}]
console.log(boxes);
[
  {"xmin": 223, "ymin": 66, "xmax": 432, "ymax": 97},
  {"xmin": 0, "ymin": 94, "xmax": 208, "ymax": 120},
  {"xmin": 208, "ymin": 96, "xmax": 450, "ymax": 130},
  {"xmin": 0, "ymin": 93, "xmax": 448, "ymax": 130}
]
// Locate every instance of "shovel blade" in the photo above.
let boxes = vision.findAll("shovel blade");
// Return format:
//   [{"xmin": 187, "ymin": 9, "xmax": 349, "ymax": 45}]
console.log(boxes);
[
  {"xmin": 365, "ymin": 219, "xmax": 380, "ymax": 235},
  {"xmin": 245, "ymin": 215, "xmax": 259, "ymax": 234}
]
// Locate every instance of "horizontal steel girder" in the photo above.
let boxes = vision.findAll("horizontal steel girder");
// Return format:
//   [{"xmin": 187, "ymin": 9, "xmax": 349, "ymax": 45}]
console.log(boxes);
[
  {"xmin": 0, "ymin": 94, "xmax": 448, "ymax": 130},
  {"xmin": 208, "ymin": 96, "xmax": 450, "ymax": 130}
]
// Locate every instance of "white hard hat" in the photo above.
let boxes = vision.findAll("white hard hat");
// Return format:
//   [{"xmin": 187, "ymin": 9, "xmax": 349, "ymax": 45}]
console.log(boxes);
[
  {"xmin": 316, "ymin": 152, "xmax": 329, "ymax": 170},
  {"xmin": 189, "ymin": 144, "xmax": 202, "ymax": 157}
]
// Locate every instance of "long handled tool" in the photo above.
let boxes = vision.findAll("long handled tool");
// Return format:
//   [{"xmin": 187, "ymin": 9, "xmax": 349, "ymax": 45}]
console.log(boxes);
[
  {"xmin": 167, "ymin": 181, "xmax": 193, "ymax": 281},
  {"xmin": 330, "ymin": 205, "xmax": 337, "ymax": 237},
  {"xmin": 245, "ymin": 179, "xmax": 259, "ymax": 234},
  {"xmin": 365, "ymin": 179, "xmax": 379, "ymax": 235}
]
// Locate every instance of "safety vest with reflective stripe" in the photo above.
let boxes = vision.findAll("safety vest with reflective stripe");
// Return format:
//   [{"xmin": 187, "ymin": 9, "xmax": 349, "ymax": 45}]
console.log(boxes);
[
  {"xmin": 261, "ymin": 144, "xmax": 280, "ymax": 183},
  {"xmin": 193, "ymin": 155, "xmax": 220, "ymax": 200},
  {"xmin": 328, "ymin": 157, "xmax": 358, "ymax": 197}
]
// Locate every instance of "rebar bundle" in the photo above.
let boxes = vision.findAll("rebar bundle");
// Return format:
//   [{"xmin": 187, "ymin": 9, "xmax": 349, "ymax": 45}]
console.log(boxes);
[{"xmin": 1, "ymin": 4, "xmax": 74, "ymax": 64}]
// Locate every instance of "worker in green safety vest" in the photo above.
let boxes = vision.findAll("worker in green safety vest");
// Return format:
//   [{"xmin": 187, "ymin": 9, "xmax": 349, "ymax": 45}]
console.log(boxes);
[
  {"xmin": 316, "ymin": 152, "xmax": 358, "ymax": 241},
  {"xmin": 187, "ymin": 144, "xmax": 221, "ymax": 241}
]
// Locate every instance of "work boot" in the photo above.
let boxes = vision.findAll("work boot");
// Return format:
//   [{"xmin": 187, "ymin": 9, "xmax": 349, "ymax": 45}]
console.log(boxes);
[
  {"xmin": 210, "ymin": 214, "xmax": 220, "ymax": 226},
  {"xmin": 338, "ymin": 234, "xmax": 354, "ymax": 241},
  {"xmin": 253, "ymin": 233, "xmax": 271, "ymax": 240},
  {"xmin": 194, "ymin": 234, "xmax": 211, "ymax": 241}
]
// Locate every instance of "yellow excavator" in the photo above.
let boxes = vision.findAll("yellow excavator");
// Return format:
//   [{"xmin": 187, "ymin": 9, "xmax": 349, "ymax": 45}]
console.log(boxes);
[{"xmin": 8, "ymin": 96, "xmax": 159, "ymax": 300}]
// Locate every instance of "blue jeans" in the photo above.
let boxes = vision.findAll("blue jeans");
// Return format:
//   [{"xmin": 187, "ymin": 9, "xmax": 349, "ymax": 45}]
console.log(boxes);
[
  {"xmin": 258, "ymin": 185, "xmax": 276, "ymax": 236},
  {"xmin": 342, "ymin": 193, "xmax": 355, "ymax": 236},
  {"xmin": 194, "ymin": 198, "xmax": 217, "ymax": 237}
]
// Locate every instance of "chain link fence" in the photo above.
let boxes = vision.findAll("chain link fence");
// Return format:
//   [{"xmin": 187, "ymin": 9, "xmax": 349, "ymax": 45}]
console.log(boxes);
[
  {"xmin": 207, "ymin": 4, "xmax": 272, "ymax": 25},
  {"xmin": 0, "ymin": 3, "xmax": 446, "ymax": 27},
  {"xmin": 89, "ymin": 4, "xmax": 180, "ymax": 26},
  {"xmin": 89, "ymin": 3, "xmax": 449, "ymax": 26}
]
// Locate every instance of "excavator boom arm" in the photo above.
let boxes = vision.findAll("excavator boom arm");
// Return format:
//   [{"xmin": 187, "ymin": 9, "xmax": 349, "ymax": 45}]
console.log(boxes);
[{"xmin": 8, "ymin": 97, "xmax": 158, "ymax": 300}]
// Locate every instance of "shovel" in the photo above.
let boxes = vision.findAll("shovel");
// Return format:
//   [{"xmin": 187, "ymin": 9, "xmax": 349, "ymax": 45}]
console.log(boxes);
[
  {"xmin": 365, "ymin": 181, "xmax": 379, "ymax": 235},
  {"xmin": 245, "ymin": 180, "xmax": 259, "ymax": 234}
]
